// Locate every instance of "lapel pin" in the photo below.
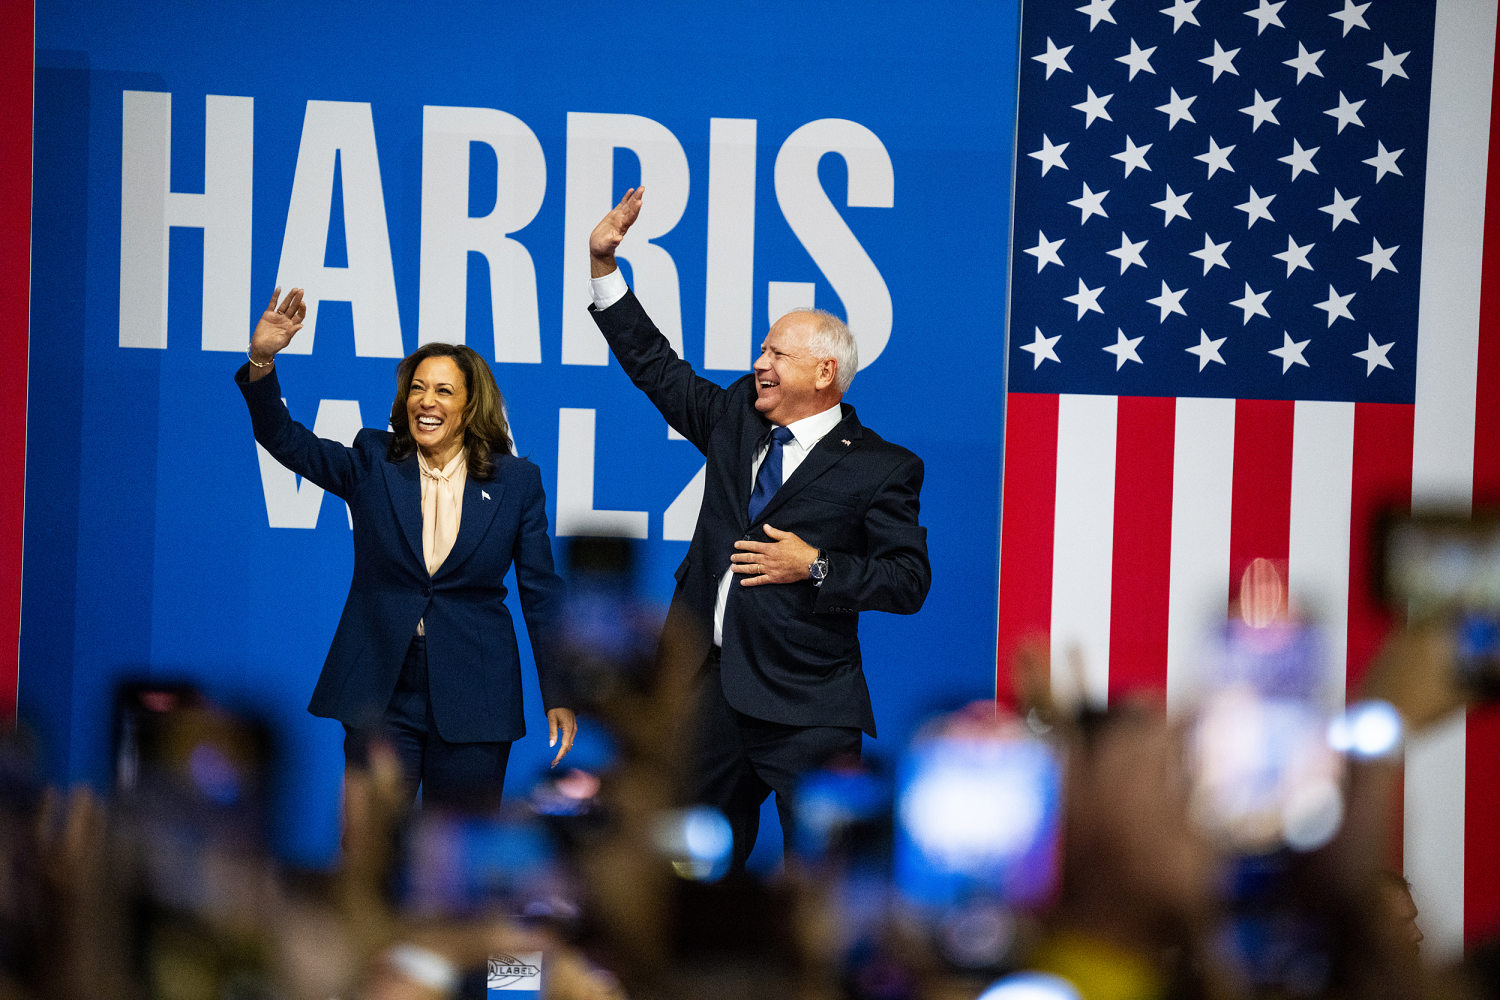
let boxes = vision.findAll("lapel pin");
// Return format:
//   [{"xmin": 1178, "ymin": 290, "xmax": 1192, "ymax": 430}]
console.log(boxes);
[
  {"xmin": 841, "ymin": 439, "xmax": 851, "ymax": 446},
  {"xmin": 482, "ymin": 490, "xmax": 492, "ymax": 500}
]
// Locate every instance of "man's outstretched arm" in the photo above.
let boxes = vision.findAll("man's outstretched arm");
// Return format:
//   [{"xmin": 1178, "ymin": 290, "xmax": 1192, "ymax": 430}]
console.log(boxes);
[{"xmin": 586, "ymin": 186, "xmax": 736, "ymax": 451}]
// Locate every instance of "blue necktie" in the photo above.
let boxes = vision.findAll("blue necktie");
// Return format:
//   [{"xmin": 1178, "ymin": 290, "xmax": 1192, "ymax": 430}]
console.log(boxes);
[{"xmin": 748, "ymin": 425, "xmax": 794, "ymax": 522}]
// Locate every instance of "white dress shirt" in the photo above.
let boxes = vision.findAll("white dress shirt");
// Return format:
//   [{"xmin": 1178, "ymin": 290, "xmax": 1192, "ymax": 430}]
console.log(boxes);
[{"xmin": 712, "ymin": 404, "xmax": 841, "ymax": 645}]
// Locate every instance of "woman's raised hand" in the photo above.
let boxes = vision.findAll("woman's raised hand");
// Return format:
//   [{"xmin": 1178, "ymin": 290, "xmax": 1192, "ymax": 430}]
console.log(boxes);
[{"xmin": 249, "ymin": 286, "xmax": 307, "ymax": 364}]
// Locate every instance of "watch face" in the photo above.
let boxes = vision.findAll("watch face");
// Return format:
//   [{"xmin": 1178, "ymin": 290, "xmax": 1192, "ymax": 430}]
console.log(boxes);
[{"xmin": 811, "ymin": 555, "xmax": 828, "ymax": 580}]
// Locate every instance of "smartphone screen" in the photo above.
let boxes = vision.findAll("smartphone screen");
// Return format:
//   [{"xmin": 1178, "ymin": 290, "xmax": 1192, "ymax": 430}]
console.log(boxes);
[
  {"xmin": 893, "ymin": 716, "xmax": 1062, "ymax": 911},
  {"xmin": 1379, "ymin": 510, "xmax": 1500, "ymax": 694},
  {"xmin": 1186, "ymin": 619, "xmax": 1344, "ymax": 854},
  {"xmin": 1380, "ymin": 510, "xmax": 1500, "ymax": 615}
]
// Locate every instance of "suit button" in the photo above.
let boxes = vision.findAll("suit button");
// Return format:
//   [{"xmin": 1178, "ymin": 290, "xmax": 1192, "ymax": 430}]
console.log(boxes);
[{"xmin": 422, "ymin": 586, "xmax": 432, "ymax": 598}]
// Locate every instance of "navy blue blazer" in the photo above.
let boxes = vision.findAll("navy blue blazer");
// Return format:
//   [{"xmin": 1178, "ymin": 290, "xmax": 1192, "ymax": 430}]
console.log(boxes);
[
  {"xmin": 590, "ymin": 292, "xmax": 930, "ymax": 737},
  {"xmin": 237, "ymin": 363, "xmax": 568, "ymax": 743}
]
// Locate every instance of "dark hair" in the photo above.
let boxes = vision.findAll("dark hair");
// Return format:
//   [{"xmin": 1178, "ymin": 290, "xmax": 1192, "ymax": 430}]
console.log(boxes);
[{"xmin": 387, "ymin": 343, "xmax": 512, "ymax": 480}]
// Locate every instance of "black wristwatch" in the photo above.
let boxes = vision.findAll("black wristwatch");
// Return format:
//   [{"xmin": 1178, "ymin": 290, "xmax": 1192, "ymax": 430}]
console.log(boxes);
[{"xmin": 809, "ymin": 550, "xmax": 829, "ymax": 584}]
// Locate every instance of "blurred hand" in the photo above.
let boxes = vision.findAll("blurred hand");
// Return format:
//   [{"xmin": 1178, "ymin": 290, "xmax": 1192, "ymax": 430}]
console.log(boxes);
[{"xmin": 1360, "ymin": 619, "xmax": 1467, "ymax": 731}]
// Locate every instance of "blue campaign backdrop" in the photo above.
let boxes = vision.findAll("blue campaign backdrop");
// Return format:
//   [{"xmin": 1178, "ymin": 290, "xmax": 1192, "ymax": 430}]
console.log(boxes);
[{"xmin": 25, "ymin": 2, "xmax": 1017, "ymax": 867}]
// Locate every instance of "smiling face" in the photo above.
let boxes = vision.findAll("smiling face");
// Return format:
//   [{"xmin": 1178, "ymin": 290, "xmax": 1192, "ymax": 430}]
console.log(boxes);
[
  {"xmin": 753, "ymin": 311, "xmax": 838, "ymax": 426},
  {"xmin": 406, "ymin": 355, "xmax": 469, "ymax": 467}
]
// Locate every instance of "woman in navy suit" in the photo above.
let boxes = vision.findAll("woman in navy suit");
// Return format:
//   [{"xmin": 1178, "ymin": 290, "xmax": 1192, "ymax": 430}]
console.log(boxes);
[{"xmin": 237, "ymin": 287, "xmax": 575, "ymax": 811}]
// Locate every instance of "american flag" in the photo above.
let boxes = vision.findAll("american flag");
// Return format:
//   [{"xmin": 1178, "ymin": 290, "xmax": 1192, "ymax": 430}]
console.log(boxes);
[{"xmin": 998, "ymin": 0, "xmax": 1500, "ymax": 957}]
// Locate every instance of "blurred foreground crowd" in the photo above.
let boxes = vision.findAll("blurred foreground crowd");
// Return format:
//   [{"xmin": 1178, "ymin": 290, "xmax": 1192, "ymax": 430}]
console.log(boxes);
[{"xmin": 2, "ymin": 553, "xmax": 1498, "ymax": 1000}]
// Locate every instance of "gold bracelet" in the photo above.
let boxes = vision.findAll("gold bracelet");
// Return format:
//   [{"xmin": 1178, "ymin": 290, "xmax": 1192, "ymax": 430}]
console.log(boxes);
[{"xmin": 246, "ymin": 346, "xmax": 274, "ymax": 368}]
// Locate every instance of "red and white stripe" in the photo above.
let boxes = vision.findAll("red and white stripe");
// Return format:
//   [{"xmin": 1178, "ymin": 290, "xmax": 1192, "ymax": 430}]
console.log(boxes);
[{"xmin": 1408, "ymin": 0, "xmax": 1500, "ymax": 957}]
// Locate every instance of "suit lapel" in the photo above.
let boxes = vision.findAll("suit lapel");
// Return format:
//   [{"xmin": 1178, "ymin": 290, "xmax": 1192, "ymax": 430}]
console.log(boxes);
[
  {"xmin": 387, "ymin": 455, "xmax": 426, "ymax": 568},
  {"xmin": 752, "ymin": 405, "xmax": 863, "ymax": 525},
  {"xmin": 436, "ymin": 471, "xmax": 504, "ymax": 578}
]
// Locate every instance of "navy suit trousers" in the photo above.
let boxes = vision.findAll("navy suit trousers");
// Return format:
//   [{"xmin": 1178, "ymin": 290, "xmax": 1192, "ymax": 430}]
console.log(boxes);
[
  {"xmin": 691, "ymin": 647, "xmax": 862, "ymax": 873},
  {"xmin": 345, "ymin": 634, "xmax": 513, "ymax": 812}
]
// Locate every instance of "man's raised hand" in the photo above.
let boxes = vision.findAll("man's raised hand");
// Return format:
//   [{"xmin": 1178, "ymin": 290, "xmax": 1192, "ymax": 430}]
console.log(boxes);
[{"xmin": 589, "ymin": 187, "xmax": 645, "ymax": 277}]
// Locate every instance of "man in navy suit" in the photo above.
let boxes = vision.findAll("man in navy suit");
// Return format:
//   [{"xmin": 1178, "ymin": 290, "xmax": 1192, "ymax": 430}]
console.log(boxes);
[{"xmin": 587, "ymin": 188, "xmax": 931, "ymax": 869}]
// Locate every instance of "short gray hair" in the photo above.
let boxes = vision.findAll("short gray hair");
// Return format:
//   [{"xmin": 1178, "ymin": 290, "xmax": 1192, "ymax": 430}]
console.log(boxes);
[{"xmin": 803, "ymin": 309, "xmax": 859, "ymax": 393}]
